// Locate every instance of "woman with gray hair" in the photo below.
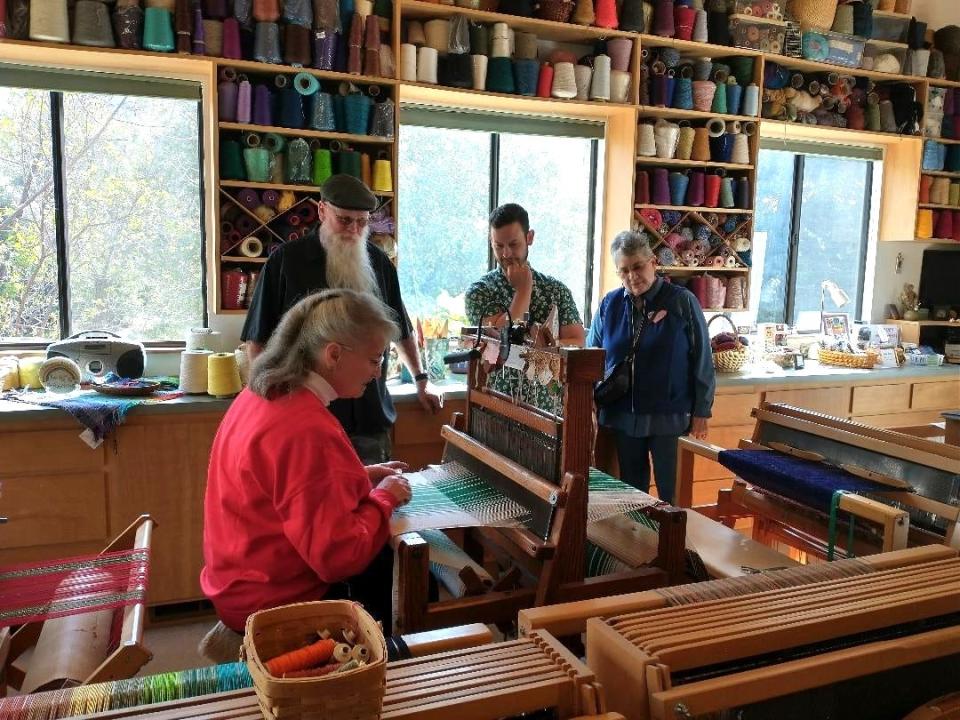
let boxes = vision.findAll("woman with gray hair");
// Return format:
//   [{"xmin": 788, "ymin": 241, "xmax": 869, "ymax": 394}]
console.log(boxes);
[
  {"xmin": 201, "ymin": 289, "xmax": 412, "ymax": 642},
  {"xmin": 587, "ymin": 230, "xmax": 715, "ymax": 503}
]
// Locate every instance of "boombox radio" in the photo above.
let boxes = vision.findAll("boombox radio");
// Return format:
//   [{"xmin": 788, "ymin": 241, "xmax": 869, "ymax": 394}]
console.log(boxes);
[{"xmin": 47, "ymin": 330, "xmax": 146, "ymax": 381}]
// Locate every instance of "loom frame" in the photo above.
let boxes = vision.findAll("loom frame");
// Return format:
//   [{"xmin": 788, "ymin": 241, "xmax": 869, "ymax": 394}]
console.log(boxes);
[
  {"xmin": 395, "ymin": 342, "xmax": 688, "ymax": 633},
  {"xmin": 3, "ymin": 514, "xmax": 154, "ymax": 693},
  {"xmin": 675, "ymin": 403, "xmax": 960, "ymax": 560}
]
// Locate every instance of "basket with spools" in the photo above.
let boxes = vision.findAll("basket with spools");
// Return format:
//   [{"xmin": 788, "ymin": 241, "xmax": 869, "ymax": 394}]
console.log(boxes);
[
  {"xmin": 817, "ymin": 348, "xmax": 878, "ymax": 369},
  {"xmin": 243, "ymin": 600, "xmax": 387, "ymax": 720},
  {"xmin": 708, "ymin": 314, "xmax": 750, "ymax": 372}
]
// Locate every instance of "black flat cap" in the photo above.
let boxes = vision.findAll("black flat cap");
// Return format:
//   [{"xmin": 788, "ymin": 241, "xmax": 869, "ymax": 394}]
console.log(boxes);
[{"xmin": 320, "ymin": 174, "xmax": 378, "ymax": 211}]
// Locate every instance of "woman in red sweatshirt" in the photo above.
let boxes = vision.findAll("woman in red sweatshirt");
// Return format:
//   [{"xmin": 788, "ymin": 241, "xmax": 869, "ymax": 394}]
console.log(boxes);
[{"xmin": 200, "ymin": 289, "xmax": 411, "ymax": 645}]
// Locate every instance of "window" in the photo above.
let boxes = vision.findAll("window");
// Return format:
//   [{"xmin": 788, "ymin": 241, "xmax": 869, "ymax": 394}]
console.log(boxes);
[
  {"xmin": 397, "ymin": 109, "xmax": 604, "ymax": 324},
  {"xmin": 753, "ymin": 143, "xmax": 878, "ymax": 331},
  {"xmin": 0, "ymin": 73, "xmax": 204, "ymax": 346}
]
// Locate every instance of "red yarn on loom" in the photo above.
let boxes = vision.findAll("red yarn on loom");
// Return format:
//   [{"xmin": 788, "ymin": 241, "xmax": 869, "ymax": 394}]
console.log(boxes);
[{"xmin": 0, "ymin": 548, "xmax": 150, "ymax": 628}]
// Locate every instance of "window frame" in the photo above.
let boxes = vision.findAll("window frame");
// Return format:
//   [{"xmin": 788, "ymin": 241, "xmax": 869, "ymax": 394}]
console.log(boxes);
[
  {"xmin": 0, "ymin": 86, "xmax": 208, "ymax": 350},
  {"xmin": 757, "ymin": 146, "xmax": 876, "ymax": 329}
]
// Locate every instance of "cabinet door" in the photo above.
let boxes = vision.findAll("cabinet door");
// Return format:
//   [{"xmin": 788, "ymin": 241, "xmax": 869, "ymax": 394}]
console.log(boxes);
[
  {"xmin": 764, "ymin": 387, "xmax": 850, "ymax": 417},
  {"xmin": 711, "ymin": 393, "xmax": 761, "ymax": 427},
  {"xmin": 851, "ymin": 384, "xmax": 911, "ymax": 416},
  {"xmin": 911, "ymin": 381, "xmax": 960, "ymax": 411},
  {"xmin": 107, "ymin": 414, "xmax": 222, "ymax": 605}
]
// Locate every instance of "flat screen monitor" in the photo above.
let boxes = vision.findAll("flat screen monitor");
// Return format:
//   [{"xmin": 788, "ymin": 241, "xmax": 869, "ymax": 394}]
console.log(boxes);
[{"xmin": 919, "ymin": 249, "xmax": 960, "ymax": 310}]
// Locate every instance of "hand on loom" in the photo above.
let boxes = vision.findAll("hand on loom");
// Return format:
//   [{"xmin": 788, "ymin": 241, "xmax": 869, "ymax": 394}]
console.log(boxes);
[
  {"xmin": 377, "ymin": 474, "xmax": 412, "ymax": 507},
  {"xmin": 367, "ymin": 461, "xmax": 409, "ymax": 484}
]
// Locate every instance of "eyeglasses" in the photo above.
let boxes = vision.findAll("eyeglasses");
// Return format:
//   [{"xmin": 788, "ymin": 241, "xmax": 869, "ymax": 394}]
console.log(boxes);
[
  {"xmin": 323, "ymin": 203, "xmax": 370, "ymax": 229},
  {"xmin": 338, "ymin": 343, "xmax": 384, "ymax": 368},
  {"xmin": 617, "ymin": 260, "xmax": 651, "ymax": 278}
]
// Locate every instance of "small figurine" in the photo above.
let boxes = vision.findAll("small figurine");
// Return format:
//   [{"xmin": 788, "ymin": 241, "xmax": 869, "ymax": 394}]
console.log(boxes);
[{"xmin": 899, "ymin": 283, "xmax": 919, "ymax": 315}]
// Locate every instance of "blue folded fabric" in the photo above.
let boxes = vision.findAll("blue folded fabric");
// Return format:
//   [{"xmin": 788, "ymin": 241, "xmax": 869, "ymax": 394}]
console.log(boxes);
[{"xmin": 717, "ymin": 449, "xmax": 909, "ymax": 513}]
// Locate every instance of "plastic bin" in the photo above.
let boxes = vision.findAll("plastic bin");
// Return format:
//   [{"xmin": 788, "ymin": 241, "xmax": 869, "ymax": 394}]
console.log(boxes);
[
  {"xmin": 730, "ymin": 14, "xmax": 787, "ymax": 54},
  {"xmin": 801, "ymin": 29, "xmax": 866, "ymax": 68},
  {"xmin": 732, "ymin": 0, "xmax": 785, "ymax": 21}
]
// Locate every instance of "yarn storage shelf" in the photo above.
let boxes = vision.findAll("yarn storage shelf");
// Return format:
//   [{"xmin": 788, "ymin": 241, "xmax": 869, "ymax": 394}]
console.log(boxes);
[
  {"xmin": 399, "ymin": 80, "xmax": 626, "ymax": 107},
  {"xmin": 212, "ymin": 58, "xmax": 398, "ymax": 87},
  {"xmin": 400, "ymin": 0, "xmax": 637, "ymax": 43},
  {"xmin": 221, "ymin": 180, "xmax": 394, "ymax": 194},
  {"xmin": 659, "ymin": 265, "xmax": 749, "ymax": 273},
  {"xmin": 635, "ymin": 204, "xmax": 754, "ymax": 214},
  {"xmin": 222, "ymin": 256, "xmax": 269, "ymax": 263},
  {"xmin": 635, "ymin": 157, "xmax": 753, "ymax": 170},
  {"xmin": 219, "ymin": 123, "xmax": 395, "ymax": 145},
  {"xmin": 924, "ymin": 171, "xmax": 960, "ymax": 178},
  {"xmin": 639, "ymin": 34, "xmax": 762, "ymax": 60},
  {"xmin": 761, "ymin": 52, "xmax": 922, "ymax": 85},
  {"xmin": 639, "ymin": 106, "xmax": 760, "ymax": 123}
]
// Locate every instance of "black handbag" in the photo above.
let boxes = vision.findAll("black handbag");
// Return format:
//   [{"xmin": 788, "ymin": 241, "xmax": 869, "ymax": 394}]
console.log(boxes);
[{"xmin": 594, "ymin": 306, "xmax": 646, "ymax": 407}]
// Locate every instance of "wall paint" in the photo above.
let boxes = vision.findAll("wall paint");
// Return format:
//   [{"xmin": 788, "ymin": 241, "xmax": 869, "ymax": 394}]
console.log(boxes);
[{"xmin": 911, "ymin": 0, "xmax": 957, "ymax": 29}]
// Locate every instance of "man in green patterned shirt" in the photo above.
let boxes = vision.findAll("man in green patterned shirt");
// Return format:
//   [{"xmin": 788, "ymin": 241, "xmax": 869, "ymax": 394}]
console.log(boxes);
[{"xmin": 465, "ymin": 203, "xmax": 585, "ymax": 410}]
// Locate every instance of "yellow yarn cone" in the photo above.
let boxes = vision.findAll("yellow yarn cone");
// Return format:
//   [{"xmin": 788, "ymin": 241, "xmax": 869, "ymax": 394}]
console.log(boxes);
[
  {"xmin": 372, "ymin": 159, "xmax": 393, "ymax": 192},
  {"xmin": 207, "ymin": 352, "xmax": 242, "ymax": 398}
]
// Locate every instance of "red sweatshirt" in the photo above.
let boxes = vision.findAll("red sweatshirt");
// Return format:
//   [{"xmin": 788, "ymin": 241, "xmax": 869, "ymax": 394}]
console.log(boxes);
[{"xmin": 200, "ymin": 387, "xmax": 398, "ymax": 631}]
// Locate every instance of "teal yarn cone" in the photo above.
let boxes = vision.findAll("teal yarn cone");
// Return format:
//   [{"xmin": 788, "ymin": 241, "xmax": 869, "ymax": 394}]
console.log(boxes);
[
  {"xmin": 242, "ymin": 147, "xmax": 271, "ymax": 182},
  {"xmin": 674, "ymin": 77, "xmax": 694, "ymax": 110},
  {"xmin": 143, "ymin": 7, "xmax": 175, "ymax": 51},
  {"xmin": 711, "ymin": 81, "xmax": 727, "ymax": 114},
  {"xmin": 668, "ymin": 171, "xmax": 689, "ymax": 206},
  {"xmin": 336, "ymin": 149, "xmax": 362, "ymax": 178},
  {"xmin": 219, "ymin": 140, "xmax": 245, "ymax": 180},
  {"xmin": 312, "ymin": 149, "xmax": 333, "ymax": 185},
  {"xmin": 486, "ymin": 57, "xmax": 515, "ymax": 94}
]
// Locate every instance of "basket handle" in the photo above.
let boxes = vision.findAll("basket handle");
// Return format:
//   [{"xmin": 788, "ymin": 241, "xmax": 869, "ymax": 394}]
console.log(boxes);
[{"xmin": 707, "ymin": 313, "xmax": 737, "ymax": 336}]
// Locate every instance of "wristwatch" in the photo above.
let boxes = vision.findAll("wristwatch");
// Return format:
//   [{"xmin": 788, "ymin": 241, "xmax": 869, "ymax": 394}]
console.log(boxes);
[{"xmin": 414, "ymin": 372, "xmax": 429, "ymax": 383}]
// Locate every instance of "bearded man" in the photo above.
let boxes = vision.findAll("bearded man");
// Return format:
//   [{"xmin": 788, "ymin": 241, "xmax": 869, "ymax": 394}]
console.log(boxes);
[{"xmin": 241, "ymin": 174, "xmax": 441, "ymax": 464}]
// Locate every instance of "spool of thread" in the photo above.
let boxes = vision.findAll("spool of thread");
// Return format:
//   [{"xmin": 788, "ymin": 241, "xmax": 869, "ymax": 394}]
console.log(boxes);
[
  {"xmin": 487, "ymin": 57, "xmax": 515, "ymax": 94},
  {"xmin": 472, "ymin": 54, "xmax": 488, "ymax": 90},
  {"xmin": 916, "ymin": 209, "xmax": 933, "ymax": 239},
  {"xmin": 610, "ymin": 70, "xmax": 631, "ymax": 103},
  {"xmin": 537, "ymin": 63, "xmax": 554, "ymax": 98},
  {"xmin": 279, "ymin": 86, "xmax": 306, "ymax": 129},
  {"xmin": 251, "ymin": 84, "xmax": 272, "ymax": 126},
  {"xmin": 725, "ymin": 120, "xmax": 741, "ymax": 135},
  {"xmin": 31, "ymin": 0, "xmax": 71, "ymax": 41},
  {"xmin": 673, "ymin": 77, "xmax": 694, "ymax": 110},
  {"xmin": 243, "ymin": 148, "xmax": 270, "ymax": 181},
  {"xmin": 142, "ymin": 7, "xmax": 175, "ymax": 51},
  {"xmin": 687, "ymin": 170, "xmax": 705, "ymax": 206},
  {"xmin": 676, "ymin": 125, "xmax": 695, "ymax": 160},
  {"xmin": 936, "ymin": 209, "xmax": 954, "ymax": 239},
  {"xmin": 731, "ymin": 134, "xmax": 750, "ymax": 165},
  {"xmin": 515, "ymin": 31, "xmax": 538, "ymax": 60},
  {"xmin": 186, "ymin": 328, "xmax": 222, "ymax": 352},
  {"xmin": 240, "ymin": 235, "xmax": 264, "ymax": 257},
  {"xmin": 294, "ymin": 72, "xmax": 320, "ymax": 96},
  {"xmin": 552, "ymin": 62, "xmax": 577, "ymax": 98},
  {"xmin": 668, "ymin": 171, "xmax": 689, "ymax": 205},
  {"xmin": 743, "ymin": 83, "xmax": 760, "ymax": 116},
  {"xmin": 424, "ymin": 18, "xmax": 449, "ymax": 53},
  {"xmin": 179, "ymin": 350, "xmax": 212, "ymax": 394},
  {"xmin": 37, "ymin": 357, "xmax": 82, "ymax": 393},
  {"xmin": 417, "ymin": 46, "xmax": 439, "ymax": 83},
  {"xmin": 574, "ymin": 64, "xmax": 592, "ymax": 100},
  {"xmin": 606, "ymin": 38, "xmax": 633, "ymax": 73},
  {"xmin": 653, "ymin": 0, "xmax": 674, "ymax": 37},
  {"xmin": 654, "ymin": 120, "xmax": 679, "ymax": 159},
  {"xmin": 719, "ymin": 177, "xmax": 735, "ymax": 208},
  {"xmin": 220, "ymin": 141, "xmax": 244, "ymax": 180},
  {"xmin": 691, "ymin": 127, "xmax": 710, "ymax": 161},
  {"xmin": 692, "ymin": 80, "xmax": 715, "ymax": 112},
  {"xmin": 400, "ymin": 43, "xmax": 418, "ymax": 81},
  {"xmin": 866, "ymin": 101, "xmax": 881, "ymax": 132},
  {"xmin": 726, "ymin": 82, "xmax": 743, "ymax": 116},
  {"xmin": 309, "ymin": 92, "xmax": 336, "ymax": 131},
  {"xmin": 638, "ymin": 122, "xmax": 656, "ymax": 156},
  {"xmin": 590, "ymin": 55, "xmax": 611, "ymax": 101},
  {"xmin": 652, "ymin": 168, "xmax": 670, "ymax": 205},
  {"xmin": 918, "ymin": 174, "xmax": 932, "ymax": 204},
  {"xmin": 706, "ymin": 116, "xmax": 725, "ymax": 138},
  {"xmin": 879, "ymin": 100, "xmax": 897, "ymax": 133},
  {"xmin": 950, "ymin": 183, "xmax": 960, "ymax": 208},
  {"xmin": 207, "ymin": 353, "xmax": 242, "ymax": 397},
  {"xmin": 704, "ymin": 173, "xmax": 721, "ymax": 208},
  {"xmin": 634, "ymin": 170, "xmax": 650, "ymax": 204},
  {"xmin": 373, "ymin": 158, "xmax": 392, "ymax": 192},
  {"xmin": 218, "ymin": 81, "xmax": 238, "ymax": 122},
  {"xmin": 736, "ymin": 176, "xmax": 751, "ymax": 209},
  {"xmin": 710, "ymin": 81, "xmax": 727, "ymax": 114}
]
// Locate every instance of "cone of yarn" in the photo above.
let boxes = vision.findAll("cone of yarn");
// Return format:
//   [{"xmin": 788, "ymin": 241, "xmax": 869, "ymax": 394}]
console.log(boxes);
[
  {"xmin": 220, "ymin": 141, "xmax": 245, "ymax": 180},
  {"xmin": 687, "ymin": 170, "xmax": 705, "ymax": 206},
  {"xmin": 673, "ymin": 3, "xmax": 694, "ymax": 40},
  {"xmin": 594, "ymin": 0, "xmax": 617, "ymax": 29},
  {"xmin": 950, "ymin": 183, "xmax": 960, "ymax": 207},
  {"xmin": 710, "ymin": 133, "xmax": 734, "ymax": 162},
  {"xmin": 831, "ymin": 3, "xmax": 853, "ymax": 34},
  {"xmin": 743, "ymin": 83, "xmax": 760, "ymax": 116},
  {"xmin": 423, "ymin": 18, "xmax": 448, "ymax": 52},
  {"xmin": 203, "ymin": 19, "xmax": 224, "ymax": 55},
  {"xmin": 574, "ymin": 64, "xmax": 592, "ymax": 100},
  {"xmin": 676, "ymin": 125, "xmax": 695, "ymax": 160},
  {"xmin": 218, "ymin": 81, "xmax": 238, "ymax": 121},
  {"xmin": 931, "ymin": 177, "xmax": 950, "ymax": 206},
  {"xmin": 469, "ymin": 22, "xmax": 488, "ymax": 54},
  {"xmin": 309, "ymin": 92, "xmax": 336, "ymax": 130},
  {"xmin": 372, "ymin": 158, "xmax": 392, "ymax": 192},
  {"xmin": 706, "ymin": 276, "xmax": 726, "ymax": 308},
  {"xmin": 692, "ymin": 80, "xmax": 715, "ymax": 112},
  {"xmin": 515, "ymin": 31, "xmax": 538, "ymax": 59},
  {"xmin": 668, "ymin": 171, "xmax": 689, "ymax": 205},
  {"xmin": 638, "ymin": 122, "xmax": 656, "ymax": 156},
  {"xmin": 731, "ymin": 133, "xmax": 750, "ymax": 164},
  {"xmin": 400, "ymin": 43, "xmax": 418, "ymax": 80},
  {"xmin": 253, "ymin": 21, "xmax": 281, "ymax": 62},
  {"xmin": 689, "ymin": 8, "xmax": 707, "ymax": 42},
  {"xmin": 928, "ymin": 49, "xmax": 946, "ymax": 80},
  {"xmin": 608, "ymin": 70, "xmax": 630, "ymax": 103},
  {"xmin": 692, "ymin": 127, "xmax": 710, "ymax": 161},
  {"xmin": 551, "ymin": 61, "xmax": 577, "ymax": 98},
  {"xmin": 590, "ymin": 54, "xmax": 611, "ymax": 101},
  {"xmin": 653, "ymin": 0, "xmax": 673, "ymax": 37},
  {"xmin": 620, "ymin": 0, "xmax": 644, "ymax": 31},
  {"xmin": 725, "ymin": 276, "xmax": 744, "ymax": 310},
  {"xmin": 654, "ymin": 119, "xmax": 680, "ymax": 159},
  {"xmin": 652, "ymin": 168, "xmax": 670, "ymax": 205},
  {"xmin": 727, "ymin": 57, "xmax": 754, "ymax": 85},
  {"xmin": 719, "ymin": 177, "xmax": 735, "ymax": 208},
  {"xmin": 936, "ymin": 209, "xmax": 954, "ymax": 239},
  {"xmin": 29, "ymin": 0, "xmax": 70, "ymax": 41},
  {"xmin": 487, "ymin": 56, "xmax": 515, "ymax": 93},
  {"xmin": 470, "ymin": 54, "xmax": 488, "ymax": 90},
  {"xmin": 704, "ymin": 173, "xmax": 721, "ymax": 208},
  {"xmin": 710, "ymin": 81, "xmax": 727, "ymax": 113},
  {"xmin": 916, "ymin": 209, "xmax": 933, "ymax": 239},
  {"xmin": 406, "ymin": 19, "xmax": 425, "ymax": 44},
  {"xmin": 208, "ymin": 352, "xmax": 242, "ymax": 397},
  {"xmin": 634, "ymin": 170, "xmax": 650, "ymax": 204},
  {"xmin": 606, "ymin": 38, "xmax": 632, "ymax": 72},
  {"xmin": 688, "ymin": 276, "xmax": 708, "ymax": 307},
  {"xmin": 572, "ymin": 0, "xmax": 594, "ymax": 25},
  {"xmin": 674, "ymin": 77, "xmax": 694, "ymax": 110},
  {"xmin": 514, "ymin": 58, "xmax": 540, "ymax": 95},
  {"xmin": 490, "ymin": 37, "xmax": 510, "ymax": 57},
  {"xmin": 417, "ymin": 45, "xmax": 439, "ymax": 83},
  {"xmin": 74, "ymin": 0, "xmax": 115, "ymax": 47},
  {"xmin": 866, "ymin": 100, "xmax": 881, "ymax": 132},
  {"xmin": 726, "ymin": 82, "xmax": 743, "ymax": 116},
  {"xmin": 142, "ymin": 7, "xmax": 174, "ymax": 50}
]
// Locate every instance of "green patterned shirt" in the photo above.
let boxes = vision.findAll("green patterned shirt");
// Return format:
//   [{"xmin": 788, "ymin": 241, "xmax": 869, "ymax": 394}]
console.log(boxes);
[{"xmin": 465, "ymin": 267, "xmax": 582, "ymax": 411}]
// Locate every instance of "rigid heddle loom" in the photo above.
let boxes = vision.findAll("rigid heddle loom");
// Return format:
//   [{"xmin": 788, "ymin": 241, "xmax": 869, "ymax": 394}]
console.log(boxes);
[
  {"xmin": 675, "ymin": 403, "xmax": 960, "ymax": 560},
  {"xmin": 393, "ymin": 320, "xmax": 689, "ymax": 633},
  {"xmin": 0, "ymin": 630, "xmax": 611, "ymax": 720},
  {"xmin": 1, "ymin": 514, "xmax": 154, "ymax": 694},
  {"xmin": 585, "ymin": 545, "xmax": 960, "ymax": 720}
]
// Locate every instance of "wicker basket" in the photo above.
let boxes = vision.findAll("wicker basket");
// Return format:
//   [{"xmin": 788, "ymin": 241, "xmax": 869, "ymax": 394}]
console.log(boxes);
[
  {"xmin": 536, "ymin": 0, "xmax": 575, "ymax": 22},
  {"xmin": 817, "ymin": 348, "xmax": 879, "ymax": 369},
  {"xmin": 709, "ymin": 314, "xmax": 750, "ymax": 373},
  {"xmin": 243, "ymin": 600, "xmax": 387, "ymax": 720}
]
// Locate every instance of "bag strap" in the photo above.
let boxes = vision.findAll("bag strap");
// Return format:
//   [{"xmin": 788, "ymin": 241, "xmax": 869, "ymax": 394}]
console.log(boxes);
[{"xmin": 628, "ymin": 298, "xmax": 647, "ymax": 357}]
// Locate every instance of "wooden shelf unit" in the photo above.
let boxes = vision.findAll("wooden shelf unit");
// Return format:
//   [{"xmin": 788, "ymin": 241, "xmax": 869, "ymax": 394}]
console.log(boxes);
[
  {"xmin": 635, "ymin": 157, "xmax": 753, "ymax": 171},
  {"xmin": 635, "ymin": 204, "xmax": 755, "ymax": 214},
  {"xmin": 218, "ymin": 122, "xmax": 395, "ymax": 145}
]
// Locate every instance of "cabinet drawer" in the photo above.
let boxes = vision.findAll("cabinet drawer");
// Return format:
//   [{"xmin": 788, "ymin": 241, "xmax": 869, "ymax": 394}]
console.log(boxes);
[
  {"xmin": 764, "ymin": 387, "xmax": 850, "ymax": 417},
  {"xmin": 853, "ymin": 409, "xmax": 947, "ymax": 429},
  {"xmin": 851, "ymin": 384, "xmax": 911, "ymax": 416},
  {"xmin": 393, "ymin": 400, "xmax": 465, "ymax": 446},
  {"xmin": 711, "ymin": 393, "xmax": 761, "ymax": 426},
  {"xmin": 911, "ymin": 381, "xmax": 960, "ymax": 411},
  {"xmin": 1, "ymin": 472, "xmax": 107, "ymax": 549},
  {"xmin": 0, "ymin": 430, "xmax": 102, "ymax": 476}
]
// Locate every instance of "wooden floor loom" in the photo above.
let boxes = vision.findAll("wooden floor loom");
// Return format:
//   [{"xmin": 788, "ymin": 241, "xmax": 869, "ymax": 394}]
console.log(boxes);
[
  {"xmin": 2, "ymin": 515, "xmax": 154, "ymax": 695},
  {"xmin": 675, "ymin": 403, "xmax": 960, "ymax": 560},
  {"xmin": 394, "ymin": 334, "xmax": 688, "ymax": 633},
  {"xmin": 0, "ymin": 629, "xmax": 619, "ymax": 720},
  {"xmin": 585, "ymin": 545, "xmax": 960, "ymax": 720}
]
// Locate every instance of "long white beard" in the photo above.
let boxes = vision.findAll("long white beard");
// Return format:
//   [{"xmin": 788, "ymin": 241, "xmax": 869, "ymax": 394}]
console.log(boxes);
[{"xmin": 319, "ymin": 226, "xmax": 377, "ymax": 295}]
